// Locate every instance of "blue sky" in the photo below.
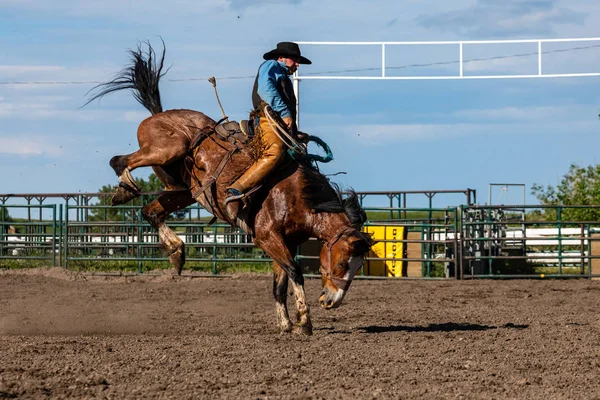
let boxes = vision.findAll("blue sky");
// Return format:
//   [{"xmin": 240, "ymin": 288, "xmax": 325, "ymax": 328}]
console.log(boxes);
[{"xmin": 1, "ymin": 0, "xmax": 600, "ymax": 208}]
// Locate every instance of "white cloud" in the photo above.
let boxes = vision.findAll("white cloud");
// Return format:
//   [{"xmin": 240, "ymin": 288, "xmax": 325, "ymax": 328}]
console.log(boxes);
[
  {"xmin": 0, "ymin": 98, "xmax": 145, "ymax": 122},
  {"xmin": 0, "ymin": 64, "xmax": 119, "ymax": 98},
  {"xmin": 417, "ymin": 0, "xmax": 586, "ymax": 38},
  {"xmin": 0, "ymin": 65, "xmax": 65, "ymax": 74},
  {"xmin": 337, "ymin": 119, "xmax": 598, "ymax": 144},
  {"xmin": 0, "ymin": 137, "xmax": 64, "ymax": 156},
  {"xmin": 452, "ymin": 104, "xmax": 595, "ymax": 121},
  {"xmin": 340, "ymin": 123, "xmax": 476, "ymax": 143},
  {"xmin": 0, "ymin": 0, "xmax": 230, "ymax": 19}
]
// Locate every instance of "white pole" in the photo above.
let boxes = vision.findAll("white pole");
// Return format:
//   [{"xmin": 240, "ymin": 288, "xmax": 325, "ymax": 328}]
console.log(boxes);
[
  {"xmin": 538, "ymin": 41, "xmax": 542, "ymax": 76},
  {"xmin": 293, "ymin": 72, "xmax": 300, "ymax": 129},
  {"xmin": 459, "ymin": 42, "xmax": 463, "ymax": 77},
  {"xmin": 382, "ymin": 44, "xmax": 386, "ymax": 78}
]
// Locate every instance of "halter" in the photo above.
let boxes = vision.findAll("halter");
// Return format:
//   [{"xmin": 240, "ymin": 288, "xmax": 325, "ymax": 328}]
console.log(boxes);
[{"xmin": 319, "ymin": 227, "xmax": 364, "ymax": 292}]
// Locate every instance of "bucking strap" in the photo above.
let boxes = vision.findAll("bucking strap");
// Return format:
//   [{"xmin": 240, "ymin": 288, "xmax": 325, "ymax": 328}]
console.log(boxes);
[{"xmin": 191, "ymin": 148, "xmax": 237, "ymax": 201}]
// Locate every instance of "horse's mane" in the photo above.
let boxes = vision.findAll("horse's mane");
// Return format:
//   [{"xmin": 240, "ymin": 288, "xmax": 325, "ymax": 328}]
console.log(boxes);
[{"xmin": 300, "ymin": 164, "xmax": 367, "ymax": 229}]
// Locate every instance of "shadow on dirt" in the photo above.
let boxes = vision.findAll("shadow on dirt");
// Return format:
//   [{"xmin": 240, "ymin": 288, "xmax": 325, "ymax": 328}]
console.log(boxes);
[{"xmin": 358, "ymin": 322, "xmax": 529, "ymax": 334}]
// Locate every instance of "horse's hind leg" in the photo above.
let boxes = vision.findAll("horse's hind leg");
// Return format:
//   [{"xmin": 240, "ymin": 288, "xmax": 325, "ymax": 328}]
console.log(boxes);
[
  {"xmin": 142, "ymin": 189, "xmax": 195, "ymax": 275},
  {"xmin": 110, "ymin": 154, "xmax": 143, "ymax": 205},
  {"xmin": 110, "ymin": 140, "xmax": 189, "ymax": 205}
]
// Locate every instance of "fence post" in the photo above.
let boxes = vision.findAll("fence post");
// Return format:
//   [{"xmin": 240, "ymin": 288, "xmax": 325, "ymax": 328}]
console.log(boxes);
[
  {"xmin": 64, "ymin": 202, "xmax": 69, "ymax": 269},
  {"xmin": 487, "ymin": 206, "xmax": 493, "ymax": 275},
  {"xmin": 557, "ymin": 207, "xmax": 563, "ymax": 275},
  {"xmin": 58, "ymin": 205, "xmax": 63, "ymax": 267},
  {"xmin": 454, "ymin": 207, "xmax": 459, "ymax": 279},
  {"xmin": 212, "ymin": 224, "xmax": 218, "ymax": 274},
  {"xmin": 51, "ymin": 205, "xmax": 56, "ymax": 267},
  {"xmin": 458, "ymin": 205, "xmax": 465, "ymax": 279},
  {"xmin": 0, "ymin": 205, "xmax": 4, "ymax": 258},
  {"xmin": 581, "ymin": 224, "xmax": 585, "ymax": 275},
  {"xmin": 138, "ymin": 207, "xmax": 143, "ymax": 274}
]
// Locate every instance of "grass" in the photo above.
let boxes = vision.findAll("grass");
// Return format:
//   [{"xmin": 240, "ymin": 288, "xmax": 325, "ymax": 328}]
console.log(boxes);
[
  {"xmin": 366, "ymin": 210, "xmax": 453, "ymax": 222},
  {"xmin": 0, "ymin": 258, "xmax": 274, "ymax": 275}
]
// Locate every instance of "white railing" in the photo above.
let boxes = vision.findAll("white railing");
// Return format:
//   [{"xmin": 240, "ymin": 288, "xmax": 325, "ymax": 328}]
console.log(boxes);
[
  {"xmin": 292, "ymin": 37, "xmax": 600, "ymax": 127},
  {"xmin": 294, "ymin": 37, "xmax": 600, "ymax": 80}
]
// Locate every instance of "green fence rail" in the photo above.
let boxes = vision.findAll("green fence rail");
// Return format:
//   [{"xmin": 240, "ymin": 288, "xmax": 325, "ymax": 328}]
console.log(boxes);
[
  {"xmin": 0, "ymin": 204, "xmax": 58, "ymax": 267},
  {"xmin": 459, "ymin": 204, "xmax": 600, "ymax": 279},
  {"xmin": 4, "ymin": 192, "xmax": 600, "ymax": 279}
]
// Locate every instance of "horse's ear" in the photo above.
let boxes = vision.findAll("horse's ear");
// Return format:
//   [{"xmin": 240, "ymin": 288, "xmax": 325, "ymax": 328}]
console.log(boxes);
[
  {"xmin": 341, "ymin": 191, "xmax": 367, "ymax": 229},
  {"xmin": 349, "ymin": 231, "xmax": 374, "ymax": 256}
]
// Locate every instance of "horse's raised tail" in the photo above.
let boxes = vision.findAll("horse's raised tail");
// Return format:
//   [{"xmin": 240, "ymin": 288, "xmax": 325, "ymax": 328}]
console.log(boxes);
[{"xmin": 83, "ymin": 39, "xmax": 166, "ymax": 115}]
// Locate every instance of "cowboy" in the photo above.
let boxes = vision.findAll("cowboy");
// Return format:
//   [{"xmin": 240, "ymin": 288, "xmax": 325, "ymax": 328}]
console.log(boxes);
[{"xmin": 224, "ymin": 42, "xmax": 311, "ymax": 219}]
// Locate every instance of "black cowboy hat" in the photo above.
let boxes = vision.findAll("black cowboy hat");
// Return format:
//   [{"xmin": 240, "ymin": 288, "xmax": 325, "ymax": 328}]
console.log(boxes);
[{"xmin": 263, "ymin": 42, "xmax": 312, "ymax": 64}]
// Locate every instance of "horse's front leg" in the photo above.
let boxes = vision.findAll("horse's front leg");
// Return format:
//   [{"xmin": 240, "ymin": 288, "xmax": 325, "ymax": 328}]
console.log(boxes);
[
  {"xmin": 289, "ymin": 271, "xmax": 313, "ymax": 336},
  {"xmin": 142, "ymin": 190, "xmax": 195, "ymax": 275},
  {"xmin": 273, "ymin": 262, "xmax": 293, "ymax": 333},
  {"xmin": 257, "ymin": 234, "xmax": 313, "ymax": 336}
]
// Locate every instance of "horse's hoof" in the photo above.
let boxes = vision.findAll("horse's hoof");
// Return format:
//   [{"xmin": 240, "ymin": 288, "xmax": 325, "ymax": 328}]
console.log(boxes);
[
  {"xmin": 111, "ymin": 185, "xmax": 139, "ymax": 206},
  {"xmin": 280, "ymin": 322, "xmax": 293, "ymax": 334},
  {"xmin": 293, "ymin": 324, "xmax": 313, "ymax": 336},
  {"xmin": 169, "ymin": 248, "xmax": 185, "ymax": 275}
]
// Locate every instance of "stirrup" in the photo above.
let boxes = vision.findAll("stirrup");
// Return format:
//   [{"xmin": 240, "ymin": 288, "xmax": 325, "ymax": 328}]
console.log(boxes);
[
  {"xmin": 240, "ymin": 120, "xmax": 253, "ymax": 138},
  {"xmin": 224, "ymin": 188, "xmax": 244, "ymax": 205}
]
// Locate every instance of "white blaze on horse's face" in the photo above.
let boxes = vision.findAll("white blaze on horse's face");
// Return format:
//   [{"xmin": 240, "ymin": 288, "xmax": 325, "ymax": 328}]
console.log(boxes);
[{"xmin": 318, "ymin": 234, "xmax": 365, "ymax": 310}]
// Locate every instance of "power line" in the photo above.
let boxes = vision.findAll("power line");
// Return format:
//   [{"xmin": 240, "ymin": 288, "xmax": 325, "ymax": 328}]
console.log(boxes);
[
  {"xmin": 0, "ymin": 75, "xmax": 257, "ymax": 85},
  {"xmin": 1, "ymin": 43, "xmax": 599, "ymax": 85}
]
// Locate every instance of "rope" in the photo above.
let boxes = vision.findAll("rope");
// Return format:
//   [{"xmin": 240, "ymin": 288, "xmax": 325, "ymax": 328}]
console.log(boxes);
[
  {"xmin": 263, "ymin": 106, "xmax": 307, "ymax": 157},
  {"xmin": 302, "ymin": 135, "xmax": 333, "ymax": 164},
  {"xmin": 262, "ymin": 106, "xmax": 333, "ymax": 164}
]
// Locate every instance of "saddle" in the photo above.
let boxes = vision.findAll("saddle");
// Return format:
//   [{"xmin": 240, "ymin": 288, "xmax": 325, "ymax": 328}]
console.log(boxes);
[
  {"xmin": 188, "ymin": 119, "xmax": 253, "ymax": 152},
  {"xmin": 214, "ymin": 120, "xmax": 253, "ymax": 146}
]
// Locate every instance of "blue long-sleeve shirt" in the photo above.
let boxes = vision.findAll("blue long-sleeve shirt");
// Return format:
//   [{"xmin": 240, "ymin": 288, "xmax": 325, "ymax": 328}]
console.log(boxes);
[{"xmin": 256, "ymin": 60, "xmax": 292, "ymax": 119}]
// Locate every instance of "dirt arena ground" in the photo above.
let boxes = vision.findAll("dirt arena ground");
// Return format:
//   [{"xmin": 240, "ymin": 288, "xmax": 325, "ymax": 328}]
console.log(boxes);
[{"xmin": 1, "ymin": 268, "xmax": 600, "ymax": 399}]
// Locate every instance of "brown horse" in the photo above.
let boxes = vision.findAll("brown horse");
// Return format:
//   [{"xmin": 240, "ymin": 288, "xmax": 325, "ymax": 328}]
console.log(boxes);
[{"xmin": 86, "ymin": 42, "xmax": 373, "ymax": 335}]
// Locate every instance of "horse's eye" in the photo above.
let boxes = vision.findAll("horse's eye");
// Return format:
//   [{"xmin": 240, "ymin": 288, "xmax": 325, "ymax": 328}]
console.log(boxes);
[{"xmin": 334, "ymin": 263, "xmax": 348, "ymax": 273}]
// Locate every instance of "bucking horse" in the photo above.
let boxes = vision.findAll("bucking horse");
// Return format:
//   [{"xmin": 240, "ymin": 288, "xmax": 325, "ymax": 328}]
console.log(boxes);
[{"xmin": 85, "ymin": 41, "xmax": 373, "ymax": 335}]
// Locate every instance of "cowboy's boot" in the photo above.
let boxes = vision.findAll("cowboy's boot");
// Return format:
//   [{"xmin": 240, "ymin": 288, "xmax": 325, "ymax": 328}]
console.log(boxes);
[
  {"xmin": 224, "ymin": 117, "xmax": 285, "ymax": 221},
  {"xmin": 224, "ymin": 188, "xmax": 244, "ymax": 220}
]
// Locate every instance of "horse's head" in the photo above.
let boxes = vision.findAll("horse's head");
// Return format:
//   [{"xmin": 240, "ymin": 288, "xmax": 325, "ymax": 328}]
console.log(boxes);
[{"xmin": 318, "ymin": 227, "xmax": 373, "ymax": 309}]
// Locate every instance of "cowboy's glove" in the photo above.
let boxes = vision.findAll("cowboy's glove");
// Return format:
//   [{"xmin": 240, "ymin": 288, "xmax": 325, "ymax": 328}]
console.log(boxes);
[
  {"xmin": 296, "ymin": 131, "xmax": 310, "ymax": 144},
  {"xmin": 282, "ymin": 117, "xmax": 293, "ymax": 129}
]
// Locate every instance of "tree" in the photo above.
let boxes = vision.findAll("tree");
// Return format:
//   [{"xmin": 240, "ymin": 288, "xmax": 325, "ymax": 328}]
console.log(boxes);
[
  {"xmin": 136, "ymin": 173, "xmax": 164, "ymax": 193},
  {"xmin": 0, "ymin": 206, "xmax": 11, "ymax": 223},
  {"xmin": 531, "ymin": 164, "xmax": 600, "ymax": 221}
]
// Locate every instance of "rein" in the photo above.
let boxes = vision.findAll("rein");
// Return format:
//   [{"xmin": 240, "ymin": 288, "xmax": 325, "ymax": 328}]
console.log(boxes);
[{"xmin": 318, "ymin": 227, "xmax": 363, "ymax": 292}]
